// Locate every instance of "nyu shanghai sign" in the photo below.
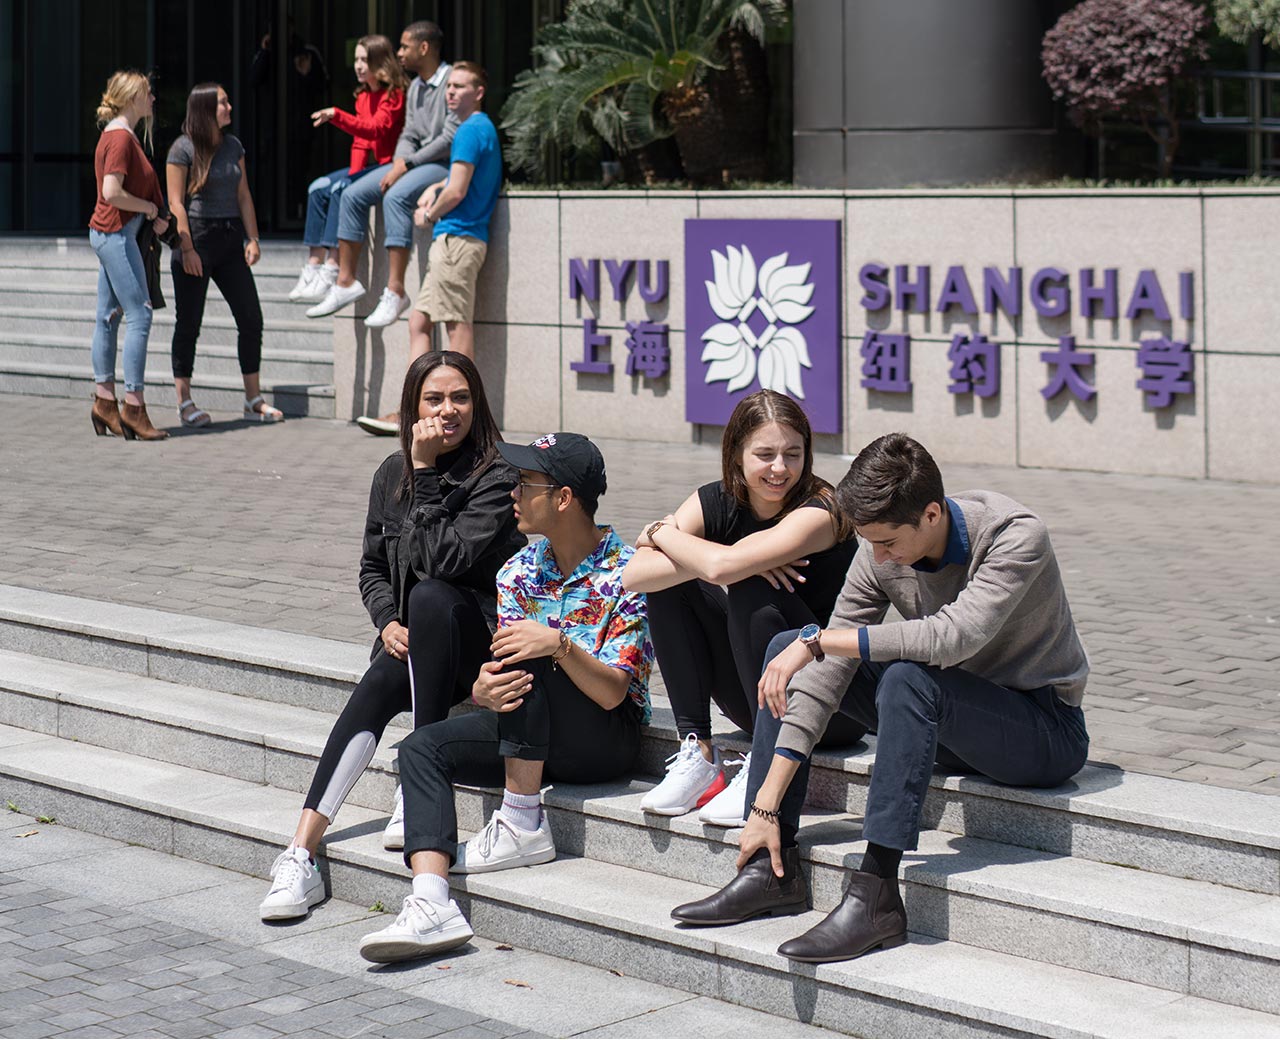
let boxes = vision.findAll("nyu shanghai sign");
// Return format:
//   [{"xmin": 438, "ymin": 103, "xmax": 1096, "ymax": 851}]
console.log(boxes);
[{"xmin": 684, "ymin": 219, "xmax": 843, "ymax": 433}]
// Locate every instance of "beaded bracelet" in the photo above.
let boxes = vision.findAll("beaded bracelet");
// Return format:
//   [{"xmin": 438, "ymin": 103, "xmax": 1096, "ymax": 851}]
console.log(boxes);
[{"xmin": 748, "ymin": 801, "xmax": 781, "ymax": 824}]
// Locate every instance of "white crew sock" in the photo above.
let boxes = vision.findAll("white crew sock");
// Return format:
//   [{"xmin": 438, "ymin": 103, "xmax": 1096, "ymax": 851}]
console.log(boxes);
[
  {"xmin": 412, "ymin": 872, "xmax": 451, "ymax": 906},
  {"xmin": 500, "ymin": 789, "xmax": 542, "ymax": 832}
]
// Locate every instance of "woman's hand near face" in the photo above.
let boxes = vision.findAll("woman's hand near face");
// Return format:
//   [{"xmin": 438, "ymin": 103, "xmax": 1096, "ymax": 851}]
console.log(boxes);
[
  {"xmin": 472, "ymin": 660, "xmax": 532, "ymax": 712},
  {"xmin": 410, "ymin": 415, "xmax": 449, "ymax": 469}
]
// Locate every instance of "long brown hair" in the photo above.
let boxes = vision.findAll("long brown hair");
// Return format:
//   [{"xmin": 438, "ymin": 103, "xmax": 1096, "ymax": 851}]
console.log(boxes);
[
  {"xmin": 181, "ymin": 83, "xmax": 223, "ymax": 198},
  {"xmin": 396, "ymin": 351, "xmax": 503, "ymax": 498},
  {"xmin": 720, "ymin": 390, "xmax": 853, "ymax": 539},
  {"xmin": 355, "ymin": 34, "xmax": 409, "ymax": 98}
]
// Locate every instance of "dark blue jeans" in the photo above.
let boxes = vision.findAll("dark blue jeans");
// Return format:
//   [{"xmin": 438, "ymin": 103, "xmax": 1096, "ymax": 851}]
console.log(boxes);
[{"xmin": 746, "ymin": 630, "xmax": 1090, "ymax": 850}]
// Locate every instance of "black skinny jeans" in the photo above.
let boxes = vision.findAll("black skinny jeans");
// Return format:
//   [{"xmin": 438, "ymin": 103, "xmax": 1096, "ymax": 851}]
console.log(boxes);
[
  {"xmin": 170, "ymin": 217, "xmax": 263, "ymax": 379},
  {"xmin": 647, "ymin": 575, "xmax": 866, "ymax": 748},
  {"xmin": 398, "ymin": 654, "xmax": 642, "ymax": 866},
  {"xmin": 302, "ymin": 578, "xmax": 491, "ymax": 820}
]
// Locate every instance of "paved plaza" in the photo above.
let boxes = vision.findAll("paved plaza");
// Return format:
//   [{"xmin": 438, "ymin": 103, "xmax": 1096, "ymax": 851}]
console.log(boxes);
[{"xmin": 0, "ymin": 393, "xmax": 1276, "ymax": 794}]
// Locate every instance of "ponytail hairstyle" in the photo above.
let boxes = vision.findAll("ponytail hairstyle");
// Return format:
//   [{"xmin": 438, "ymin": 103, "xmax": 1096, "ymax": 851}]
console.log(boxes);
[
  {"xmin": 355, "ymin": 34, "xmax": 409, "ymax": 98},
  {"xmin": 181, "ymin": 83, "xmax": 223, "ymax": 198},
  {"xmin": 95, "ymin": 70, "xmax": 154, "ymax": 152},
  {"xmin": 720, "ymin": 389, "xmax": 854, "ymax": 539}
]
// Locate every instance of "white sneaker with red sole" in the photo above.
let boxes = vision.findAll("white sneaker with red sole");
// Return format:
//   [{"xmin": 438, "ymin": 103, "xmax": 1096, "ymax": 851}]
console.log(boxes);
[{"xmin": 640, "ymin": 734, "xmax": 726, "ymax": 816}]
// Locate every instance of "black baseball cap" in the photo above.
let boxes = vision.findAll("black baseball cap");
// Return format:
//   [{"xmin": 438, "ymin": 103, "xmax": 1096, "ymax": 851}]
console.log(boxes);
[{"xmin": 498, "ymin": 432, "xmax": 607, "ymax": 510}]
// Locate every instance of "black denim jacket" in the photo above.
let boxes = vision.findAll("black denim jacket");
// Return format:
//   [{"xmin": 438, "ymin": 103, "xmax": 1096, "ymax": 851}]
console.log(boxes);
[{"xmin": 358, "ymin": 447, "xmax": 525, "ymax": 648}]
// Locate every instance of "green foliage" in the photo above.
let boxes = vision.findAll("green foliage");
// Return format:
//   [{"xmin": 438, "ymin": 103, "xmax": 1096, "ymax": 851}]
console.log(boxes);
[
  {"xmin": 1214, "ymin": 0, "xmax": 1280, "ymax": 47},
  {"xmin": 369, "ymin": 900, "xmax": 389, "ymax": 913},
  {"xmin": 36, "ymin": 815, "xmax": 56, "ymax": 825},
  {"xmin": 5, "ymin": 801, "xmax": 17, "ymax": 813},
  {"xmin": 500, "ymin": 0, "xmax": 786, "ymax": 177}
]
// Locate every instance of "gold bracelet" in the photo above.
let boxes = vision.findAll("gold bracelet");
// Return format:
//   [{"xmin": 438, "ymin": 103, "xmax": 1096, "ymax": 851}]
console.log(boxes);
[{"xmin": 550, "ymin": 632, "xmax": 572, "ymax": 668}]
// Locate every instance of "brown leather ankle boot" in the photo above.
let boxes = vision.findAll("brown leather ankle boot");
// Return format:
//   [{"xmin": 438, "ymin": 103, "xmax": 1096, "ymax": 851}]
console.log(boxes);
[
  {"xmin": 90, "ymin": 396, "xmax": 125, "ymax": 437},
  {"xmin": 119, "ymin": 402, "xmax": 169, "ymax": 441}
]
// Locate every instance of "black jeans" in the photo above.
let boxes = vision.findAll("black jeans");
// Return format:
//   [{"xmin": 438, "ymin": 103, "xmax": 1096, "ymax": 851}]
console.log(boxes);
[
  {"xmin": 648, "ymin": 575, "xmax": 865, "ymax": 747},
  {"xmin": 170, "ymin": 217, "xmax": 263, "ymax": 379},
  {"xmin": 398, "ymin": 655, "xmax": 642, "ymax": 866},
  {"xmin": 302, "ymin": 579, "xmax": 490, "ymax": 820},
  {"xmin": 746, "ymin": 630, "xmax": 1091, "ymax": 849}
]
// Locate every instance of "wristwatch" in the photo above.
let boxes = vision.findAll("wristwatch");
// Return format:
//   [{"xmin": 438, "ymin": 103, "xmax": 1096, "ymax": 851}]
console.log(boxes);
[
  {"xmin": 798, "ymin": 623, "xmax": 825, "ymax": 662},
  {"xmin": 644, "ymin": 519, "xmax": 667, "ymax": 541}
]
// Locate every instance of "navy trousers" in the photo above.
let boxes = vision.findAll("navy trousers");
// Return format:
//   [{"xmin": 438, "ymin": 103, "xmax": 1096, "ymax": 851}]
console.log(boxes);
[{"xmin": 745, "ymin": 630, "xmax": 1090, "ymax": 850}]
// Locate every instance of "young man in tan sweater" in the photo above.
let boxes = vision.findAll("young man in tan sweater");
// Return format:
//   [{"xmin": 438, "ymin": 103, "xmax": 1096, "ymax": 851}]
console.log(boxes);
[{"xmin": 672, "ymin": 432, "xmax": 1091, "ymax": 963}]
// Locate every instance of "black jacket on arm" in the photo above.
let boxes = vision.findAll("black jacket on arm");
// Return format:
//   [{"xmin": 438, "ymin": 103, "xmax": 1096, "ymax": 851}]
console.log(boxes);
[{"xmin": 358, "ymin": 447, "xmax": 525, "ymax": 651}]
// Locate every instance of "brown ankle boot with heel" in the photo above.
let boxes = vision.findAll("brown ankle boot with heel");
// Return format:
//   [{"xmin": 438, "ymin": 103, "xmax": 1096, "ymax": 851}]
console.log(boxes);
[
  {"xmin": 119, "ymin": 402, "xmax": 169, "ymax": 441},
  {"xmin": 90, "ymin": 396, "xmax": 125, "ymax": 437}
]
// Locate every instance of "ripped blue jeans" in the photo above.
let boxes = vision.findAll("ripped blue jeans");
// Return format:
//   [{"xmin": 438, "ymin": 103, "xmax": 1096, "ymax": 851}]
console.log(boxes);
[{"xmin": 89, "ymin": 213, "xmax": 151, "ymax": 392}]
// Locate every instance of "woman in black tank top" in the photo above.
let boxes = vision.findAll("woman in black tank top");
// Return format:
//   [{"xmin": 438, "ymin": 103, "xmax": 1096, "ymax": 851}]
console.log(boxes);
[{"xmin": 622, "ymin": 390, "xmax": 865, "ymax": 826}]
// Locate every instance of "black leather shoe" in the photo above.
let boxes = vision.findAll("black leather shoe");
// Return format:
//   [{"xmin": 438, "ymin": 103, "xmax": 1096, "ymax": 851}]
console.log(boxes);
[
  {"xmin": 671, "ymin": 847, "xmax": 808, "ymax": 926},
  {"xmin": 777, "ymin": 870, "xmax": 907, "ymax": 963}
]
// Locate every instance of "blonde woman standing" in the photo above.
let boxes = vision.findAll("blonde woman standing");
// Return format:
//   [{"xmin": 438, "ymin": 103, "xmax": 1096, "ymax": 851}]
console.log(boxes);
[{"xmin": 89, "ymin": 70, "xmax": 170, "ymax": 440}]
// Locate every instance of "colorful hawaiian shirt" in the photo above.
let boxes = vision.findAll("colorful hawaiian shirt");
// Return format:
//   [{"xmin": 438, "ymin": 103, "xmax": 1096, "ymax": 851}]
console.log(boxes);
[{"xmin": 496, "ymin": 525, "xmax": 653, "ymax": 724}]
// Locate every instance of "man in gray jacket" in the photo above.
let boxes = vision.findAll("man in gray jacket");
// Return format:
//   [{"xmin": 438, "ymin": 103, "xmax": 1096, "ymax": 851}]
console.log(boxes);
[
  {"xmin": 672, "ymin": 433, "xmax": 1090, "ymax": 963},
  {"xmin": 310, "ymin": 20, "xmax": 457, "ymax": 335}
]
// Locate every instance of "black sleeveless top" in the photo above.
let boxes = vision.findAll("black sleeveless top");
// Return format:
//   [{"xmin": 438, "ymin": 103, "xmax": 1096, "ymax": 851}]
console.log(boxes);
[{"xmin": 697, "ymin": 481, "xmax": 857, "ymax": 623}]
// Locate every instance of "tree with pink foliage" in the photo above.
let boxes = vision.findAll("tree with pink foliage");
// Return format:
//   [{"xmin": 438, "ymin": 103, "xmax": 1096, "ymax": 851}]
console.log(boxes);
[{"xmin": 1042, "ymin": 0, "xmax": 1209, "ymax": 176}]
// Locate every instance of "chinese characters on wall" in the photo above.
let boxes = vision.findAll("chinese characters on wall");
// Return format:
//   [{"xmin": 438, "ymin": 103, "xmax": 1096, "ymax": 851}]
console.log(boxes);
[{"xmin": 567, "ymin": 258, "xmax": 671, "ymax": 379}]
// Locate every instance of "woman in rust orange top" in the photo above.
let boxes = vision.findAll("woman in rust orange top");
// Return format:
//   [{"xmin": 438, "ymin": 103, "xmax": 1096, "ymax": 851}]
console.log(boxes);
[
  {"xmin": 289, "ymin": 34, "xmax": 406, "ymax": 309},
  {"xmin": 88, "ymin": 70, "xmax": 171, "ymax": 441}
]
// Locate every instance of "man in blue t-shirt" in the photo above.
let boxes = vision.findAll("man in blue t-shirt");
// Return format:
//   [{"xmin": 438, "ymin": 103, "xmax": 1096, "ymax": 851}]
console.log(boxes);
[{"xmin": 407, "ymin": 61, "xmax": 500, "ymax": 362}]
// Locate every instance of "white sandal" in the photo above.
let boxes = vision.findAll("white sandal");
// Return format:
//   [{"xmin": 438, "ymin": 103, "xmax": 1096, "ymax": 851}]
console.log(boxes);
[
  {"xmin": 178, "ymin": 399, "xmax": 211, "ymax": 427},
  {"xmin": 244, "ymin": 395, "xmax": 285, "ymax": 423}
]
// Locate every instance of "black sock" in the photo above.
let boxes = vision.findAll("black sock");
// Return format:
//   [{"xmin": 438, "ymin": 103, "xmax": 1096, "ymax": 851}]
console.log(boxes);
[{"xmin": 860, "ymin": 842, "xmax": 902, "ymax": 879}]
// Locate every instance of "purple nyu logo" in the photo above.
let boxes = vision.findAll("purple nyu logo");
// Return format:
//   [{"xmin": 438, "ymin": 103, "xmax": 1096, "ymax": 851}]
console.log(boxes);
[{"xmin": 684, "ymin": 219, "xmax": 842, "ymax": 433}]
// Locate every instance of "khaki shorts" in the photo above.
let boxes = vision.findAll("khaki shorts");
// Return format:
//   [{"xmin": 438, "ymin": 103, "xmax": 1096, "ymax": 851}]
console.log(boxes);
[{"xmin": 414, "ymin": 233, "xmax": 488, "ymax": 324}]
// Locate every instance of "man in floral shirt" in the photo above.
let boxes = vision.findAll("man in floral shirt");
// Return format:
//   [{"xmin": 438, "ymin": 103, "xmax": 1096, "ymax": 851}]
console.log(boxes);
[{"xmin": 360, "ymin": 432, "xmax": 653, "ymax": 963}]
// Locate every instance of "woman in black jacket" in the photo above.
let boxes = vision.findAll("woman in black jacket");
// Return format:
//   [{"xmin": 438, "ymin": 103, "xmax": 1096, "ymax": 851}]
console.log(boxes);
[{"xmin": 260, "ymin": 350, "xmax": 524, "ymax": 921}]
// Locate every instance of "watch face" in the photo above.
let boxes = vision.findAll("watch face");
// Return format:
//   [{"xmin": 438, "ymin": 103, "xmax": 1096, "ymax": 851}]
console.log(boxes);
[{"xmin": 799, "ymin": 624, "xmax": 820, "ymax": 641}]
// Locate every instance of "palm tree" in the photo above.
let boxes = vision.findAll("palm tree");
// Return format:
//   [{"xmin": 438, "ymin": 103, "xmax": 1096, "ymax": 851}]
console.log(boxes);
[{"xmin": 500, "ymin": 0, "xmax": 787, "ymax": 185}]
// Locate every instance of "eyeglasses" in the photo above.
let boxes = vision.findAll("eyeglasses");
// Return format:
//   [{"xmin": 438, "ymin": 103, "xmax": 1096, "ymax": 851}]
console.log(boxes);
[{"xmin": 514, "ymin": 481, "xmax": 559, "ymax": 496}]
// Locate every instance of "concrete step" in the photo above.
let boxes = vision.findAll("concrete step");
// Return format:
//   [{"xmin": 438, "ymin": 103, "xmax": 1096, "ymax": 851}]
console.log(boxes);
[
  {"xmin": 0, "ymin": 285, "xmax": 317, "ymax": 323},
  {"xmin": 0, "ymin": 332, "xmax": 334, "ymax": 384},
  {"xmin": 1, "ymin": 643, "xmax": 1276, "ymax": 1014},
  {"xmin": 0, "ymin": 260, "xmax": 308, "ymax": 295},
  {"xmin": 0, "ymin": 306, "xmax": 333, "ymax": 352},
  {"xmin": 0, "ymin": 362, "xmax": 334, "ymax": 417},
  {"xmin": 0, "ymin": 236, "xmax": 304, "ymax": 266},
  {"xmin": 2, "ymin": 729, "xmax": 1278, "ymax": 1038},
  {"xmin": 1, "ymin": 584, "xmax": 1278, "ymax": 894}
]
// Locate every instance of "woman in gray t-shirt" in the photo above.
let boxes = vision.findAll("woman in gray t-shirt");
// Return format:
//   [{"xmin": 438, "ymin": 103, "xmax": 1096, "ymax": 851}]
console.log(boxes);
[{"xmin": 166, "ymin": 82, "xmax": 283, "ymax": 426}]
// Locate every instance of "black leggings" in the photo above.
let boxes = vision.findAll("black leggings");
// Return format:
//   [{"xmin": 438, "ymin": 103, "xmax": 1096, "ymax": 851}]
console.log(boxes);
[
  {"xmin": 398, "ymin": 654, "xmax": 642, "ymax": 865},
  {"xmin": 302, "ymin": 578, "xmax": 491, "ymax": 820},
  {"xmin": 170, "ymin": 217, "xmax": 263, "ymax": 379},
  {"xmin": 648, "ymin": 575, "xmax": 866, "ymax": 748}
]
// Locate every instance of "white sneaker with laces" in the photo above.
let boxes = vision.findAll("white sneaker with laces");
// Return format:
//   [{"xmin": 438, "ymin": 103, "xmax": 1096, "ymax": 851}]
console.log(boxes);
[
  {"xmin": 288, "ymin": 264, "xmax": 322, "ymax": 302},
  {"xmin": 640, "ymin": 734, "xmax": 726, "ymax": 816},
  {"xmin": 698, "ymin": 751, "xmax": 751, "ymax": 826},
  {"xmin": 364, "ymin": 287, "xmax": 411, "ymax": 328},
  {"xmin": 383, "ymin": 785, "xmax": 405, "ymax": 850},
  {"xmin": 358, "ymin": 895, "xmax": 474, "ymax": 962},
  {"xmin": 258, "ymin": 846, "xmax": 325, "ymax": 921},
  {"xmin": 295, "ymin": 263, "xmax": 337, "ymax": 304},
  {"xmin": 306, "ymin": 279, "xmax": 366, "ymax": 318},
  {"xmin": 450, "ymin": 810, "xmax": 556, "ymax": 874}
]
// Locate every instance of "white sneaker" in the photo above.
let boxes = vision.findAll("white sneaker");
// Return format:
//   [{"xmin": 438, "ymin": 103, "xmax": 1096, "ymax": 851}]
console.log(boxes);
[
  {"xmin": 306, "ymin": 279, "xmax": 366, "ymax": 318},
  {"xmin": 640, "ymin": 734, "xmax": 725, "ymax": 816},
  {"xmin": 383, "ymin": 785, "xmax": 405, "ymax": 850},
  {"xmin": 358, "ymin": 895, "xmax": 473, "ymax": 963},
  {"xmin": 258, "ymin": 846, "xmax": 325, "ymax": 921},
  {"xmin": 450, "ymin": 810, "xmax": 556, "ymax": 874},
  {"xmin": 698, "ymin": 751, "xmax": 751, "ymax": 826},
  {"xmin": 364, "ymin": 287, "xmax": 411, "ymax": 328},
  {"xmin": 293, "ymin": 263, "xmax": 336, "ymax": 304},
  {"xmin": 288, "ymin": 263, "xmax": 321, "ymax": 302}
]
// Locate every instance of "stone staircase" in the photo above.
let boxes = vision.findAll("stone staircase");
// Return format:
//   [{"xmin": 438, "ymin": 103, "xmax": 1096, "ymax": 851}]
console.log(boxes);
[
  {"xmin": 0, "ymin": 236, "xmax": 334, "ymax": 417},
  {"xmin": 1, "ymin": 583, "xmax": 1278, "ymax": 1038}
]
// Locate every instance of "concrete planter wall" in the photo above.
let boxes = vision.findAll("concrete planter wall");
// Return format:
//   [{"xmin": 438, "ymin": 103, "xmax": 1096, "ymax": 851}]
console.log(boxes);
[{"xmin": 333, "ymin": 187, "xmax": 1280, "ymax": 483}]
